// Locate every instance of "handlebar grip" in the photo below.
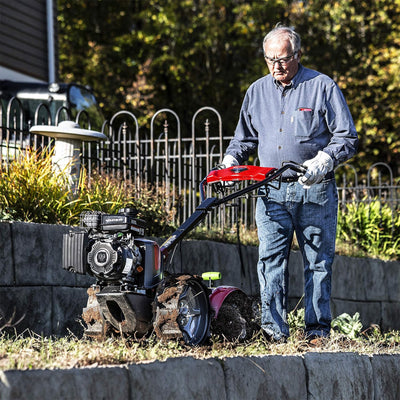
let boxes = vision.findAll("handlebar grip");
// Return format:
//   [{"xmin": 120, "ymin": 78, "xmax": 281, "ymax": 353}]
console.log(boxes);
[{"xmin": 282, "ymin": 161, "xmax": 307, "ymax": 175}]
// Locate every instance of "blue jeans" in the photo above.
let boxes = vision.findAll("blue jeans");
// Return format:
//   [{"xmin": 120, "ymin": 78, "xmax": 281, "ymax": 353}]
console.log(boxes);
[{"xmin": 255, "ymin": 178, "xmax": 338, "ymax": 340}]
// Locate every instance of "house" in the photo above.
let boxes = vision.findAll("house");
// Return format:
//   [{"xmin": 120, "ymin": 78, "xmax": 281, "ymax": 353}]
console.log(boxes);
[
  {"xmin": 0, "ymin": 0, "xmax": 57, "ymax": 82},
  {"xmin": 0, "ymin": 1, "xmax": 104, "ymax": 131},
  {"xmin": 0, "ymin": 2, "xmax": 105, "ymax": 157}
]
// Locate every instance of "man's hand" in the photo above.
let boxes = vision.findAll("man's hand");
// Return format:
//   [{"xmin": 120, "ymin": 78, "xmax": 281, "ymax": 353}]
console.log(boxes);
[
  {"xmin": 220, "ymin": 155, "xmax": 239, "ymax": 187},
  {"xmin": 298, "ymin": 151, "xmax": 333, "ymax": 187},
  {"xmin": 221, "ymin": 154, "xmax": 239, "ymax": 169}
]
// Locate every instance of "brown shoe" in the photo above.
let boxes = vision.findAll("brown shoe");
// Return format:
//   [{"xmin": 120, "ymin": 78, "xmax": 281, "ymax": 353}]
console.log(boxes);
[{"xmin": 307, "ymin": 335, "xmax": 327, "ymax": 348}]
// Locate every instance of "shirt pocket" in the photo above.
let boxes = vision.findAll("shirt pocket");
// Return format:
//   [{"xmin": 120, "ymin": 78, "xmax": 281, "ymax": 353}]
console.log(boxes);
[{"xmin": 292, "ymin": 108, "xmax": 318, "ymax": 138}]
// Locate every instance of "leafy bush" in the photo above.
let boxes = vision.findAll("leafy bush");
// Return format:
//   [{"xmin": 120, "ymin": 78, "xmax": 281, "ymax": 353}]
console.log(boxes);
[
  {"xmin": 337, "ymin": 200, "xmax": 400, "ymax": 259},
  {"xmin": 0, "ymin": 149, "xmax": 176, "ymax": 237},
  {"xmin": 66, "ymin": 171, "xmax": 177, "ymax": 236},
  {"xmin": 0, "ymin": 148, "xmax": 70, "ymax": 224}
]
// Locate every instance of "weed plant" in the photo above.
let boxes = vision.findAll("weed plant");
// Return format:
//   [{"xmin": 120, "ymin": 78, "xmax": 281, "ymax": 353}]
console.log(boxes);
[{"xmin": 0, "ymin": 148, "xmax": 70, "ymax": 224}]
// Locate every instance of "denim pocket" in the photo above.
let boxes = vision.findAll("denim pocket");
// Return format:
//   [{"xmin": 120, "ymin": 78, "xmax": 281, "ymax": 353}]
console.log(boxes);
[{"xmin": 304, "ymin": 178, "xmax": 337, "ymax": 206}]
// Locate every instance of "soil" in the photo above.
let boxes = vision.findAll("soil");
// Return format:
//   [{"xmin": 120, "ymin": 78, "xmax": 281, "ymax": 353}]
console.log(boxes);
[{"xmin": 211, "ymin": 292, "xmax": 260, "ymax": 341}]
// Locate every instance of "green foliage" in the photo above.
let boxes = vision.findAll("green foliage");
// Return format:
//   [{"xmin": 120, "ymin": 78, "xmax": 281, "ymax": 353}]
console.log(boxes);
[
  {"xmin": 288, "ymin": 0, "xmax": 400, "ymax": 174},
  {"xmin": 337, "ymin": 200, "xmax": 400, "ymax": 259},
  {"xmin": 59, "ymin": 169, "xmax": 138, "ymax": 226},
  {"xmin": 58, "ymin": 0, "xmax": 287, "ymax": 133},
  {"xmin": 288, "ymin": 306, "xmax": 305, "ymax": 332},
  {"xmin": 331, "ymin": 312, "xmax": 363, "ymax": 340},
  {"xmin": 362, "ymin": 325, "xmax": 400, "ymax": 346},
  {"xmin": 0, "ymin": 149, "xmax": 176, "ymax": 237},
  {"xmin": 58, "ymin": 0, "xmax": 400, "ymax": 175},
  {"xmin": 0, "ymin": 148, "xmax": 70, "ymax": 224},
  {"xmin": 128, "ymin": 184, "xmax": 178, "ymax": 236}
]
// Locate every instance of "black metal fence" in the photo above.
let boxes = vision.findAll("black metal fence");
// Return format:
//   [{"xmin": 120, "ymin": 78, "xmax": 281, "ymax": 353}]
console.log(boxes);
[{"xmin": 1, "ymin": 99, "xmax": 399, "ymax": 230}]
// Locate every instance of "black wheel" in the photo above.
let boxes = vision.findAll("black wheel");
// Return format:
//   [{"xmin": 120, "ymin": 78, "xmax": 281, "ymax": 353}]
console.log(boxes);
[{"xmin": 177, "ymin": 278, "xmax": 211, "ymax": 346}]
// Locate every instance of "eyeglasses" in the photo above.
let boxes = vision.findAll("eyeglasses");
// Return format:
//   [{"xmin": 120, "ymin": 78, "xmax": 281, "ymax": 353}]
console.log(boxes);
[{"xmin": 264, "ymin": 52, "xmax": 297, "ymax": 66}]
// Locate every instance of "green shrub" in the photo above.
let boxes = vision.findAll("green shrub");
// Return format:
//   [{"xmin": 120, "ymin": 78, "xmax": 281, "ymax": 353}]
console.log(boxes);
[
  {"xmin": 331, "ymin": 312, "xmax": 363, "ymax": 340},
  {"xmin": 0, "ymin": 148, "xmax": 70, "ymax": 224},
  {"xmin": 337, "ymin": 200, "xmax": 400, "ymax": 260},
  {"xmin": 0, "ymin": 149, "xmax": 176, "ymax": 237}
]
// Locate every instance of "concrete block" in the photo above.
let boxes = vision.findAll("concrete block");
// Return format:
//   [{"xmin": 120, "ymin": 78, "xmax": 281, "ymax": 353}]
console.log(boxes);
[
  {"xmin": 10, "ymin": 222, "xmax": 95, "ymax": 288},
  {"xmin": 223, "ymin": 355, "xmax": 307, "ymax": 400},
  {"xmin": 288, "ymin": 296, "xmax": 304, "ymax": 313},
  {"xmin": 330, "ymin": 299, "xmax": 382, "ymax": 329},
  {"xmin": 0, "ymin": 366, "xmax": 129, "ymax": 400},
  {"xmin": 381, "ymin": 302, "xmax": 400, "ymax": 331},
  {"xmin": 382, "ymin": 261, "xmax": 400, "ymax": 302},
  {"xmin": 370, "ymin": 354, "xmax": 400, "ymax": 400},
  {"xmin": 332, "ymin": 256, "xmax": 368, "ymax": 301},
  {"xmin": 304, "ymin": 352, "xmax": 373, "ymax": 400},
  {"xmin": 73, "ymin": 272, "xmax": 96, "ymax": 288},
  {"xmin": 332, "ymin": 255, "xmax": 395, "ymax": 302},
  {"xmin": 171, "ymin": 242, "xmax": 305, "ymax": 299},
  {"xmin": 12, "ymin": 222, "xmax": 73, "ymax": 286},
  {"xmin": 128, "ymin": 357, "xmax": 226, "ymax": 400},
  {"xmin": 52, "ymin": 286, "xmax": 89, "ymax": 336},
  {"xmin": 0, "ymin": 286, "xmax": 52, "ymax": 335},
  {"xmin": 170, "ymin": 240, "xmax": 257, "ymax": 294},
  {"xmin": 0, "ymin": 222, "xmax": 14, "ymax": 285}
]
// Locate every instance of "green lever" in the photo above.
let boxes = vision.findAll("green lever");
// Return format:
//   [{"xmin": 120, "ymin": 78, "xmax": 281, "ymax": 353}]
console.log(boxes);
[
  {"xmin": 202, "ymin": 272, "xmax": 221, "ymax": 288},
  {"xmin": 202, "ymin": 271, "xmax": 221, "ymax": 281}
]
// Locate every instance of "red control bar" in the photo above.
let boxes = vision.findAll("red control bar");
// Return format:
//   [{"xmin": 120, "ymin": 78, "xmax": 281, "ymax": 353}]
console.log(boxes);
[{"xmin": 206, "ymin": 165, "xmax": 276, "ymax": 184}]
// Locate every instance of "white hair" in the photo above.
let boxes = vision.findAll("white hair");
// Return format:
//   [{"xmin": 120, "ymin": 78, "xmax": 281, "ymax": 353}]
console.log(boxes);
[{"xmin": 263, "ymin": 24, "xmax": 301, "ymax": 55}]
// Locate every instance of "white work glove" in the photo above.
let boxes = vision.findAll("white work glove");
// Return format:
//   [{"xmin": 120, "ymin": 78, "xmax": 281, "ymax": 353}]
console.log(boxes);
[
  {"xmin": 298, "ymin": 151, "xmax": 334, "ymax": 187},
  {"xmin": 221, "ymin": 154, "xmax": 239, "ymax": 168},
  {"xmin": 220, "ymin": 155, "xmax": 239, "ymax": 187}
]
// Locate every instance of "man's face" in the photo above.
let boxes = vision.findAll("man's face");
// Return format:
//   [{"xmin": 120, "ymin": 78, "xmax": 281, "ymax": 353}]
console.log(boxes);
[{"xmin": 263, "ymin": 37, "xmax": 300, "ymax": 85}]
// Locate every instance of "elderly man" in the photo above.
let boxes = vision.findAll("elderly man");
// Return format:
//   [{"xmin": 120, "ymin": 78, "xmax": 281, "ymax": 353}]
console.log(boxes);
[{"xmin": 222, "ymin": 25, "xmax": 358, "ymax": 343}]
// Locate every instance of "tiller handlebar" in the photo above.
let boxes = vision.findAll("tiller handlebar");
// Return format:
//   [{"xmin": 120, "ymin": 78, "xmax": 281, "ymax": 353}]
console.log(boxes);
[{"xmin": 160, "ymin": 161, "xmax": 306, "ymax": 257}]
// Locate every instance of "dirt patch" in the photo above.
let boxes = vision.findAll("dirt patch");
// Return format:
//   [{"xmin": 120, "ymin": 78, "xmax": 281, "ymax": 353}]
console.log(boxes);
[{"xmin": 211, "ymin": 292, "xmax": 260, "ymax": 341}]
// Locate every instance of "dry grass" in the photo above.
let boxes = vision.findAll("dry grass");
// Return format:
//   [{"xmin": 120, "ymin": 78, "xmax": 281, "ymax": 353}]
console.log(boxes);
[{"xmin": 1, "ymin": 328, "xmax": 400, "ymax": 371}]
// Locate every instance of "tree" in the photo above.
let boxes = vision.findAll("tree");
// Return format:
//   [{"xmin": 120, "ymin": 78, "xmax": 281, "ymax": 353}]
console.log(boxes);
[
  {"xmin": 58, "ymin": 0, "xmax": 288, "ymax": 133},
  {"xmin": 58, "ymin": 0, "xmax": 400, "ymax": 175},
  {"xmin": 289, "ymin": 0, "xmax": 400, "ymax": 175},
  {"xmin": 58, "ymin": 0, "xmax": 142, "ymax": 114}
]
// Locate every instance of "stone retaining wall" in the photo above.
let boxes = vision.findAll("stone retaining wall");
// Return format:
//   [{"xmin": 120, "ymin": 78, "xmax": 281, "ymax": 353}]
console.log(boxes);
[
  {"xmin": 1, "ymin": 353, "xmax": 400, "ymax": 400},
  {"xmin": 0, "ymin": 221, "xmax": 399, "ymax": 336}
]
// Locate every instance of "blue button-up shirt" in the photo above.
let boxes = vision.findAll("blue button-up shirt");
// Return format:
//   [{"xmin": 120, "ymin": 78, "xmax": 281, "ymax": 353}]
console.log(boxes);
[{"xmin": 225, "ymin": 64, "xmax": 358, "ymax": 177}]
